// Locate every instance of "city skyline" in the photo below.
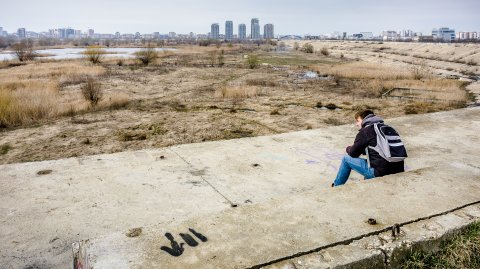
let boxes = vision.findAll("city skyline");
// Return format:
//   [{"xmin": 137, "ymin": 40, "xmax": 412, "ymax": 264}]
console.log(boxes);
[{"xmin": 1, "ymin": 0, "xmax": 479, "ymax": 35}]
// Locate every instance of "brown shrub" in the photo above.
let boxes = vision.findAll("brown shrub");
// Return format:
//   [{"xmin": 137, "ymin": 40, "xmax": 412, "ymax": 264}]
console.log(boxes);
[
  {"xmin": 0, "ymin": 143, "xmax": 12, "ymax": 155},
  {"xmin": 83, "ymin": 46, "xmax": 105, "ymax": 64},
  {"xmin": 302, "ymin": 43, "xmax": 314, "ymax": 53},
  {"xmin": 270, "ymin": 108, "xmax": 281, "ymax": 115},
  {"xmin": 246, "ymin": 55, "xmax": 259, "ymax": 69},
  {"xmin": 81, "ymin": 77, "xmax": 103, "ymax": 107},
  {"xmin": 135, "ymin": 45, "xmax": 158, "ymax": 66},
  {"xmin": 320, "ymin": 47, "xmax": 330, "ymax": 56}
]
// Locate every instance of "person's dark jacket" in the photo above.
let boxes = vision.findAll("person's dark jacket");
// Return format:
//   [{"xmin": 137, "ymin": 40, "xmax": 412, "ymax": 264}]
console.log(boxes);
[{"xmin": 346, "ymin": 114, "xmax": 404, "ymax": 177}]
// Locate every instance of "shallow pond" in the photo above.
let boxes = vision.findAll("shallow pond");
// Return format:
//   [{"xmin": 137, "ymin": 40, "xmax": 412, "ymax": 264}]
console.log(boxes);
[{"xmin": 0, "ymin": 47, "xmax": 173, "ymax": 61}]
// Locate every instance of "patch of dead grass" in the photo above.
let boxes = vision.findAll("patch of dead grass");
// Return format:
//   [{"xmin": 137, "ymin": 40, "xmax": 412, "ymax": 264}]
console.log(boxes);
[
  {"xmin": 0, "ymin": 88, "xmax": 60, "ymax": 127},
  {"xmin": 0, "ymin": 61, "xmax": 113, "ymax": 127},
  {"xmin": 316, "ymin": 62, "xmax": 412, "ymax": 80},
  {"xmin": 215, "ymin": 85, "xmax": 263, "ymax": 99},
  {"xmin": 98, "ymin": 94, "xmax": 130, "ymax": 110},
  {"xmin": 246, "ymin": 78, "xmax": 278, "ymax": 87}
]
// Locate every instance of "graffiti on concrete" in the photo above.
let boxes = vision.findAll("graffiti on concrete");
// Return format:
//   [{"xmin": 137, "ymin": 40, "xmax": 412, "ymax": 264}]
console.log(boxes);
[
  {"xmin": 161, "ymin": 228, "xmax": 208, "ymax": 257},
  {"xmin": 294, "ymin": 143, "xmax": 344, "ymax": 171}
]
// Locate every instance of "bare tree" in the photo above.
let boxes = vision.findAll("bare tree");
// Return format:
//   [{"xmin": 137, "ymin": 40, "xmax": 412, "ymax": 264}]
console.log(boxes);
[
  {"xmin": 208, "ymin": 50, "xmax": 217, "ymax": 67},
  {"xmin": 218, "ymin": 49, "xmax": 225, "ymax": 67},
  {"xmin": 12, "ymin": 39, "xmax": 37, "ymax": 61}
]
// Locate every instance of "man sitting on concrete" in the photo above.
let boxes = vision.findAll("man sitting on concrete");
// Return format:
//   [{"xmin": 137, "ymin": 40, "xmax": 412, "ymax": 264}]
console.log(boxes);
[{"xmin": 331, "ymin": 110, "xmax": 406, "ymax": 187}]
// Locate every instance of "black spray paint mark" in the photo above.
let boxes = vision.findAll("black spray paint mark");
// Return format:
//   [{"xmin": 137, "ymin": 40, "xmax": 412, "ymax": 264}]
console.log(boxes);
[
  {"xmin": 189, "ymin": 228, "xmax": 208, "ymax": 242},
  {"xmin": 179, "ymin": 233, "xmax": 199, "ymax": 247},
  {"xmin": 161, "ymin": 229, "xmax": 208, "ymax": 257},
  {"xmin": 160, "ymin": 233, "xmax": 185, "ymax": 257}
]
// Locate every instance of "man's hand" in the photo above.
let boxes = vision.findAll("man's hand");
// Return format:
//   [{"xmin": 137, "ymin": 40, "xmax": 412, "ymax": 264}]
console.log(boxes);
[{"xmin": 346, "ymin": 145, "xmax": 352, "ymax": 153}]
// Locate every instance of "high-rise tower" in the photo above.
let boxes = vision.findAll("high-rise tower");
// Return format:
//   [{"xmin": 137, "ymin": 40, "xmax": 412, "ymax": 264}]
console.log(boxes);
[
  {"xmin": 251, "ymin": 18, "xmax": 260, "ymax": 39},
  {"xmin": 211, "ymin": 23, "xmax": 220, "ymax": 39},
  {"xmin": 238, "ymin": 24, "xmax": 246, "ymax": 40},
  {"xmin": 264, "ymin": 24, "xmax": 274, "ymax": 39},
  {"xmin": 225, "ymin": 21, "xmax": 233, "ymax": 40}
]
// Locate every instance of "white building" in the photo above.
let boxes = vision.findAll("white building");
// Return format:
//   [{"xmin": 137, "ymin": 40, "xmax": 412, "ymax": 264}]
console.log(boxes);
[
  {"xmin": 382, "ymin": 30, "xmax": 397, "ymax": 40},
  {"xmin": 400, "ymin": 29, "xmax": 414, "ymax": 39},
  {"xmin": 456, "ymin": 32, "xmax": 478, "ymax": 40},
  {"xmin": 432, "ymin": 27, "xmax": 455, "ymax": 42}
]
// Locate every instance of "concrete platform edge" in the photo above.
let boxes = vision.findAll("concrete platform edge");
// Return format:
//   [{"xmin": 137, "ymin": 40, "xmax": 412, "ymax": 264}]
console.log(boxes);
[{"xmin": 264, "ymin": 204, "xmax": 480, "ymax": 269}]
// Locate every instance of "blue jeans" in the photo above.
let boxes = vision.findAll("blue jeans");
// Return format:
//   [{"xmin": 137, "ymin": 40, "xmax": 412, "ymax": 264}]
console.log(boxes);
[{"xmin": 333, "ymin": 154, "xmax": 375, "ymax": 186}]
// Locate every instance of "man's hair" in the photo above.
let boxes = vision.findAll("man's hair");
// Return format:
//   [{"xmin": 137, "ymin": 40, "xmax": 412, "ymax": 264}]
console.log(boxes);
[{"xmin": 354, "ymin": 110, "xmax": 374, "ymax": 120}]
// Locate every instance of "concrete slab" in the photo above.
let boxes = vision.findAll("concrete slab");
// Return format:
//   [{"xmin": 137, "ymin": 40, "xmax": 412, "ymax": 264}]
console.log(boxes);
[
  {"xmin": 169, "ymin": 133, "xmax": 347, "ymax": 205},
  {"xmin": 1, "ymin": 107, "xmax": 479, "ymax": 268},
  {"xmin": 0, "ymin": 150, "xmax": 230, "ymax": 268},
  {"xmin": 86, "ymin": 164, "xmax": 480, "ymax": 269}
]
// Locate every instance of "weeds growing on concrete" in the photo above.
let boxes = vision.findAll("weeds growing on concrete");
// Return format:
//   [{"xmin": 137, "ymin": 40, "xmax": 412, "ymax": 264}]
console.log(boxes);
[{"xmin": 401, "ymin": 221, "xmax": 480, "ymax": 269}]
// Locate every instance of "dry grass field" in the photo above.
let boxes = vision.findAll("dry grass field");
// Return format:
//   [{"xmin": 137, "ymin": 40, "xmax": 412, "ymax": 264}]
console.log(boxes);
[
  {"xmin": 288, "ymin": 40, "xmax": 480, "ymax": 76},
  {"xmin": 0, "ymin": 42, "xmax": 477, "ymax": 164}
]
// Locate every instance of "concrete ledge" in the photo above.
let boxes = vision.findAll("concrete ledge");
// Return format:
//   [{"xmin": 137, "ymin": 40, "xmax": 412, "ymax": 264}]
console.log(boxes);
[
  {"xmin": 266, "ymin": 204, "xmax": 480, "ymax": 269},
  {"xmin": 85, "ymin": 164, "xmax": 480, "ymax": 269}
]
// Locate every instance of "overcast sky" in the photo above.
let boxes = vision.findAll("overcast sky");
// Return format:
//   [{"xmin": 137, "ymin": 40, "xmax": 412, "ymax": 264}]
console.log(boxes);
[{"xmin": 1, "ymin": 0, "xmax": 479, "ymax": 35}]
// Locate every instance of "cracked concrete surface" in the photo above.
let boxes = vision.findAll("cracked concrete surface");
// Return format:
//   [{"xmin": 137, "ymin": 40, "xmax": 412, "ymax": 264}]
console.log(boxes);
[{"xmin": 266, "ymin": 204, "xmax": 480, "ymax": 269}]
